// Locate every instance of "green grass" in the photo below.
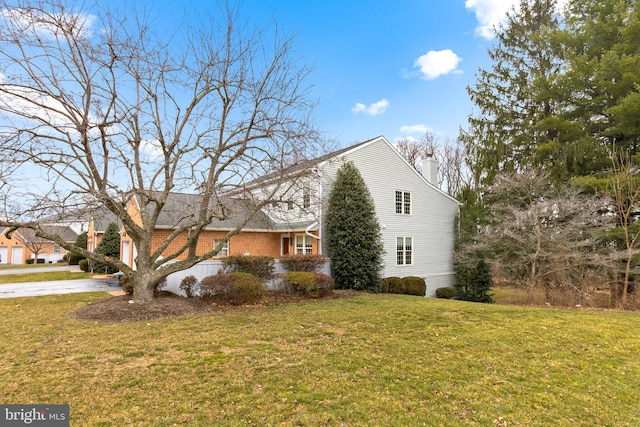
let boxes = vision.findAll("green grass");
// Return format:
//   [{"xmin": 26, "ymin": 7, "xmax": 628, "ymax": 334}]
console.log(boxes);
[
  {"xmin": 0, "ymin": 271, "xmax": 91, "ymax": 284},
  {"xmin": 1, "ymin": 293, "xmax": 639, "ymax": 426},
  {"xmin": 0, "ymin": 263, "xmax": 67, "ymax": 270}
]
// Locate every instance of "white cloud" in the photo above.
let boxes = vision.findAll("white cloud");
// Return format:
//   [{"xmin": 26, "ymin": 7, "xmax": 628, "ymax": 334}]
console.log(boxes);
[
  {"xmin": 351, "ymin": 99, "xmax": 389, "ymax": 116},
  {"xmin": 465, "ymin": 0, "xmax": 569, "ymax": 39},
  {"xmin": 399, "ymin": 124, "xmax": 431, "ymax": 135},
  {"xmin": 413, "ymin": 50, "xmax": 462, "ymax": 80},
  {"xmin": 394, "ymin": 135, "xmax": 418, "ymax": 144}
]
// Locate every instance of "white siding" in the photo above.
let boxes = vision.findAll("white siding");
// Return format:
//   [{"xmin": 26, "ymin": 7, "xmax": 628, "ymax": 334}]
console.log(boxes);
[{"xmin": 319, "ymin": 137, "xmax": 459, "ymax": 296}]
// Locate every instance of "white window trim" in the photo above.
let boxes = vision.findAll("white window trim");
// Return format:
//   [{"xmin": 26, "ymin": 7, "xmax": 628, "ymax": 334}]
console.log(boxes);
[
  {"xmin": 295, "ymin": 234, "xmax": 313, "ymax": 255},
  {"xmin": 396, "ymin": 236, "xmax": 413, "ymax": 266},
  {"xmin": 395, "ymin": 190, "xmax": 411, "ymax": 215},
  {"xmin": 214, "ymin": 239, "xmax": 229, "ymax": 258}
]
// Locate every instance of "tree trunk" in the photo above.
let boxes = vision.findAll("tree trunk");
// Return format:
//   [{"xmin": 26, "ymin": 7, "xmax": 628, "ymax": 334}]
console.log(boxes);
[{"xmin": 131, "ymin": 274, "xmax": 156, "ymax": 302}]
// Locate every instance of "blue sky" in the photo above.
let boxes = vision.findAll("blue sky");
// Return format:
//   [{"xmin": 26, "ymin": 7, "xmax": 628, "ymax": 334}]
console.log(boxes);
[{"xmin": 227, "ymin": 0, "xmax": 525, "ymax": 148}]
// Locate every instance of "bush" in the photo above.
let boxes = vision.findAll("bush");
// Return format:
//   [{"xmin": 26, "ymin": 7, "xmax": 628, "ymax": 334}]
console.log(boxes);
[
  {"xmin": 222, "ymin": 255, "xmax": 274, "ymax": 281},
  {"xmin": 67, "ymin": 252, "xmax": 84, "ymax": 265},
  {"xmin": 383, "ymin": 277, "xmax": 404, "ymax": 294},
  {"xmin": 120, "ymin": 275, "xmax": 133, "ymax": 295},
  {"xmin": 402, "ymin": 276, "xmax": 426, "ymax": 296},
  {"xmin": 78, "ymin": 259, "xmax": 89, "ymax": 272},
  {"xmin": 226, "ymin": 272, "xmax": 266, "ymax": 305},
  {"xmin": 280, "ymin": 254, "xmax": 328, "ymax": 272},
  {"xmin": 200, "ymin": 274, "xmax": 235, "ymax": 298},
  {"xmin": 282, "ymin": 271, "xmax": 318, "ymax": 297},
  {"xmin": 436, "ymin": 287, "xmax": 455, "ymax": 299},
  {"xmin": 36, "ymin": 258, "xmax": 45, "ymax": 264},
  {"xmin": 313, "ymin": 272, "xmax": 335, "ymax": 297},
  {"xmin": 180, "ymin": 275, "xmax": 199, "ymax": 298},
  {"xmin": 454, "ymin": 259, "xmax": 494, "ymax": 303}
]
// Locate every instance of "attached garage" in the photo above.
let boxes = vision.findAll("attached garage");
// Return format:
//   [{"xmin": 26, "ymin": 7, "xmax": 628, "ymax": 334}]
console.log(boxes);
[
  {"xmin": 11, "ymin": 246, "xmax": 23, "ymax": 264},
  {"xmin": 0, "ymin": 246, "xmax": 7, "ymax": 264}
]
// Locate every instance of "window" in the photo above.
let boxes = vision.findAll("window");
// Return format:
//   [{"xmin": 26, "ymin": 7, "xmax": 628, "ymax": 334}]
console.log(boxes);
[
  {"xmin": 287, "ymin": 188, "xmax": 294, "ymax": 210},
  {"xmin": 303, "ymin": 181, "xmax": 311, "ymax": 209},
  {"xmin": 396, "ymin": 237, "xmax": 413, "ymax": 265},
  {"xmin": 295, "ymin": 235, "xmax": 313, "ymax": 254},
  {"xmin": 395, "ymin": 191, "xmax": 411, "ymax": 215},
  {"xmin": 214, "ymin": 239, "xmax": 228, "ymax": 258},
  {"xmin": 53, "ymin": 245, "xmax": 61, "ymax": 254}
]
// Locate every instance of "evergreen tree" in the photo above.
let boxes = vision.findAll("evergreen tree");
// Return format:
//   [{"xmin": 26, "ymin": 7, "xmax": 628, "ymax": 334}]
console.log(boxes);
[
  {"xmin": 90, "ymin": 223, "xmax": 121, "ymax": 274},
  {"xmin": 67, "ymin": 231, "xmax": 88, "ymax": 265},
  {"xmin": 325, "ymin": 161, "xmax": 384, "ymax": 291},
  {"xmin": 461, "ymin": 0, "xmax": 563, "ymax": 187}
]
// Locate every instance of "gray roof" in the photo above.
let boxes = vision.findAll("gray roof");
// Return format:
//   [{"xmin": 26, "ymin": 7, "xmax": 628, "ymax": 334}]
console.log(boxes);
[{"xmin": 18, "ymin": 225, "xmax": 78, "ymax": 243}]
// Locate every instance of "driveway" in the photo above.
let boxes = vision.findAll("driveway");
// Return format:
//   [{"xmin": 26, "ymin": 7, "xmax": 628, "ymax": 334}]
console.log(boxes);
[{"xmin": 0, "ymin": 267, "xmax": 122, "ymax": 298}]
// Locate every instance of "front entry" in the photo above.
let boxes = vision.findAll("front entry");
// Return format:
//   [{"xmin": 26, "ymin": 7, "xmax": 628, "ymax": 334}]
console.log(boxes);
[{"xmin": 282, "ymin": 237, "xmax": 290, "ymax": 256}]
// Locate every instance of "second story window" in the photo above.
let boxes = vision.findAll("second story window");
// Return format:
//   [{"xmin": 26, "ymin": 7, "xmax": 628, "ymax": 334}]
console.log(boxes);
[
  {"xmin": 395, "ymin": 191, "xmax": 411, "ymax": 215},
  {"xmin": 303, "ymin": 181, "xmax": 311, "ymax": 209}
]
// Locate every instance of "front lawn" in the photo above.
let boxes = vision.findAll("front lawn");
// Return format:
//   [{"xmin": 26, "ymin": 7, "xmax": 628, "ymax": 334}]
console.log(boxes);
[
  {"xmin": 0, "ymin": 271, "xmax": 92, "ymax": 284},
  {"xmin": 1, "ymin": 293, "xmax": 638, "ymax": 426}
]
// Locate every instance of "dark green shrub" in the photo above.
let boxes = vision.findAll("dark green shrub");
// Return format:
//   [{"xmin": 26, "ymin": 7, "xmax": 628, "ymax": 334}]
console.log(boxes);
[
  {"xmin": 402, "ymin": 276, "xmax": 426, "ymax": 296},
  {"xmin": 454, "ymin": 259, "xmax": 494, "ymax": 303},
  {"xmin": 384, "ymin": 277, "xmax": 404, "ymax": 294},
  {"xmin": 67, "ymin": 252, "xmax": 84, "ymax": 265},
  {"xmin": 226, "ymin": 272, "xmax": 266, "ymax": 305},
  {"xmin": 78, "ymin": 259, "xmax": 89, "ymax": 272},
  {"xmin": 36, "ymin": 258, "xmax": 45, "ymax": 264},
  {"xmin": 90, "ymin": 222, "xmax": 120, "ymax": 274},
  {"xmin": 313, "ymin": 272, "xmax": 334, "ymax": 297},
  {"xmin": 282, "ymin": 271, "xmax": 317, "ymax": 296},
  {"xmin": 180, "ymin": 275, "xmax": 199, "ymax": 298},
  {"xmin": 222, "ymin": 255, "xmax": 274, "ymax": 281},
  {"xmin": 280, "ymin": 254, "xmax": 328, "ymax": 272},
  {"xmin": 436, "ymin": 287, "xmax": 455, "ymax": 299},
  {"xmin": 26, "ymin": 259, "xmax": 34, "ymax": 265}
]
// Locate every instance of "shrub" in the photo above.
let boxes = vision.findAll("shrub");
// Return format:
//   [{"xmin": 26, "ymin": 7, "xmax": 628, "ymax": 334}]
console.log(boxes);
[
  {"xmin": 222, "ymin": 255, "xmax": 274, "ymax": 281},
  {"xmin": 454, "ymin": 259, "xmax": 494, "ymax": 303},
  {"xmin": 280, "ymin": 254, "xmax": 328, "ymax": 272},
  {"xmin": 226, "ymin": 272, "xmax": 266, "ymax": 305},
  {"xmin": 120, "ymin": 275, "xmax": 133, "ymax": 295},
  {"xmin": 383, "ymin": 277, "xmax": 404, "ymax": 294},
  {"xmin": 313, "ymin": 272, "xmax": 334, "ymax": 297},
  {"xmin": 403, "ymin": 276, "xmax": 426, "ymax": 296},
  {"xmin": 26, "ymin": 259, "xmax": 33, "ymax": 265},
  {"xmin": 282, "ymin": 271, "xmax": 317, "ymax": 296},
  {"xmin": 436, "ymin": 287, "xmax": 455, "ymax": 299},
  {"xmin": 67, "ymin": 252, "xmax": 84, "ymax": 265},
  {"xmin": 78, "ymin": 259, "xmax": 89, "ymax": 272},
  {"xmin": 200, "ymin": 274, "xmax": 235, "ymax": 298},
  {"xmin": 36, "ymin": 258, "xmax": 45, "ymax": 264},
  {"xmin": 180, "ymin": 275, "xmax": 199, "ymax": 298},
  {"xmin": 90, "ymin": 222, "xmax": 120, "ymax": 274}
]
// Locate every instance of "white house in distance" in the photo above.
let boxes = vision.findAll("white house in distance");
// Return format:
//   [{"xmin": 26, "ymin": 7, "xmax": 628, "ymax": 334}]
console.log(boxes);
[{"xmin": 243, "ymin": 135, "xmax": 460, "ymax": 295}]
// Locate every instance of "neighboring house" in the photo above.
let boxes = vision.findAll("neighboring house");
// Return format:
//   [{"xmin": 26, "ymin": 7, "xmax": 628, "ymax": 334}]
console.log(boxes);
[
  {"xmin": 17, "ymin": 226, "xmax": 78, "ymax": 263},
  {"xmin": 122, "ymin": 136, "xmax": 459, "ymax": 296},
  {"xmin": 0, "ymin": 226, "xmax": 78, "ymax": 264},
  {"xmin": 0, "ymin": 227, "xmax": 27, "ymax": 264},
  {"xmin": 87, "ymin": 207, "xmax": 122, "ymax": 252}
]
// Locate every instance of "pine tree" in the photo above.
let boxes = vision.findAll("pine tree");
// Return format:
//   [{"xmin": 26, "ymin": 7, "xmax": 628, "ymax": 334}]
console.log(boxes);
[
  {"xmin": 325, "ymin": 161, "xmax": 384, "ymax": 291},
  {"xmin": 462, "ymin": 0, "xmax": 563, "ymax": 187},
  {"xmin": 90, "ymin": 223, "xmax": 121, "ymax": 274}
]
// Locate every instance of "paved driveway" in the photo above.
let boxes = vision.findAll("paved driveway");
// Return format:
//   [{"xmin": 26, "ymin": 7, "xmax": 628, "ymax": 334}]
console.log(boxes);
[{"xmin": 0, "ymin": 267, "xmax": 122, "ymax": 298}]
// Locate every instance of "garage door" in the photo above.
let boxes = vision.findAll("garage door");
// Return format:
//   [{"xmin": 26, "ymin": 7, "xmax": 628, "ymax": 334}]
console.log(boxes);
[
  {"xmin": 11, "ymin": 247, "xmax": 23, "ymax": 264},
  {"xmin": 0, "ymin": 246, "xmax": 7, "ymax": 264}
]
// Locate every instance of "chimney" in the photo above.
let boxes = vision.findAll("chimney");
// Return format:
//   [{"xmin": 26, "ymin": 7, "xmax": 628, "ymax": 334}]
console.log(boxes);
[{"xmin": 422, "ymin": 154, "xmax": 438, "ymax": 186}]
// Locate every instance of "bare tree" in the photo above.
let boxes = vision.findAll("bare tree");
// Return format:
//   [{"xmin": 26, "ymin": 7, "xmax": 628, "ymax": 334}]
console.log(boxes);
[
  {"xmin": 395, "ymin": 131, "xmax": 470, "ymax": 198},
  {"xmin": 607, "ymin": 152, "xmax": 640, "ymax": 307},
  {"xmin": 0, "ymin": 0, "xmax": 321, "ymax": 301},
  {"xmin": 474, "ymin": 171, "xmax": 613, "ymax": 305}
]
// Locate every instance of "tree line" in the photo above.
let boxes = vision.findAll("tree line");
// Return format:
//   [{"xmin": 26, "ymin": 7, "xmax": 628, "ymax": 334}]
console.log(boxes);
[{"xmin": 455, "ymin": 0, "xmax": 640, "ymax": 308}]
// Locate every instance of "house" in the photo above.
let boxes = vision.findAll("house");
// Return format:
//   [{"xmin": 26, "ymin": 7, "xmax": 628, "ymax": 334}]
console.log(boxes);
[
  {"xmin": 122, "ymin": 136, "xmax": 459, "ymax": 296},
  {"xmin": 0, "ymin": 225, "xmax": 78, "ymax": 264},
  {"xmin": 87, "ymin": 207, "xmax": 122, "ymax": 252}
]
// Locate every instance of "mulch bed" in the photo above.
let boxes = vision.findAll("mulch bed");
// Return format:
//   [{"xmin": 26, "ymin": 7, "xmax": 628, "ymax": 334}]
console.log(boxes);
[{"xmin": 69, "ymin": 290, "xmax": 364, "ymax": 323}]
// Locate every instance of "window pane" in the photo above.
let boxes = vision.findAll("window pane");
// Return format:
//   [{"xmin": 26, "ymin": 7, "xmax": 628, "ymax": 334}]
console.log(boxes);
[
  {"xmin": 395, "ymin": 191, "xmax": 403, "ymax": 214},
  {"xmin": 404, "ymin": 192, "xmax": 411, "ymax": 214},
  {"xmin": 396, "ymin": 237, "xmax": 404, "ymax": 265},
  {"xmin": 214, "ymin": 240, "xmax": 228, "ymax": 257}
]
